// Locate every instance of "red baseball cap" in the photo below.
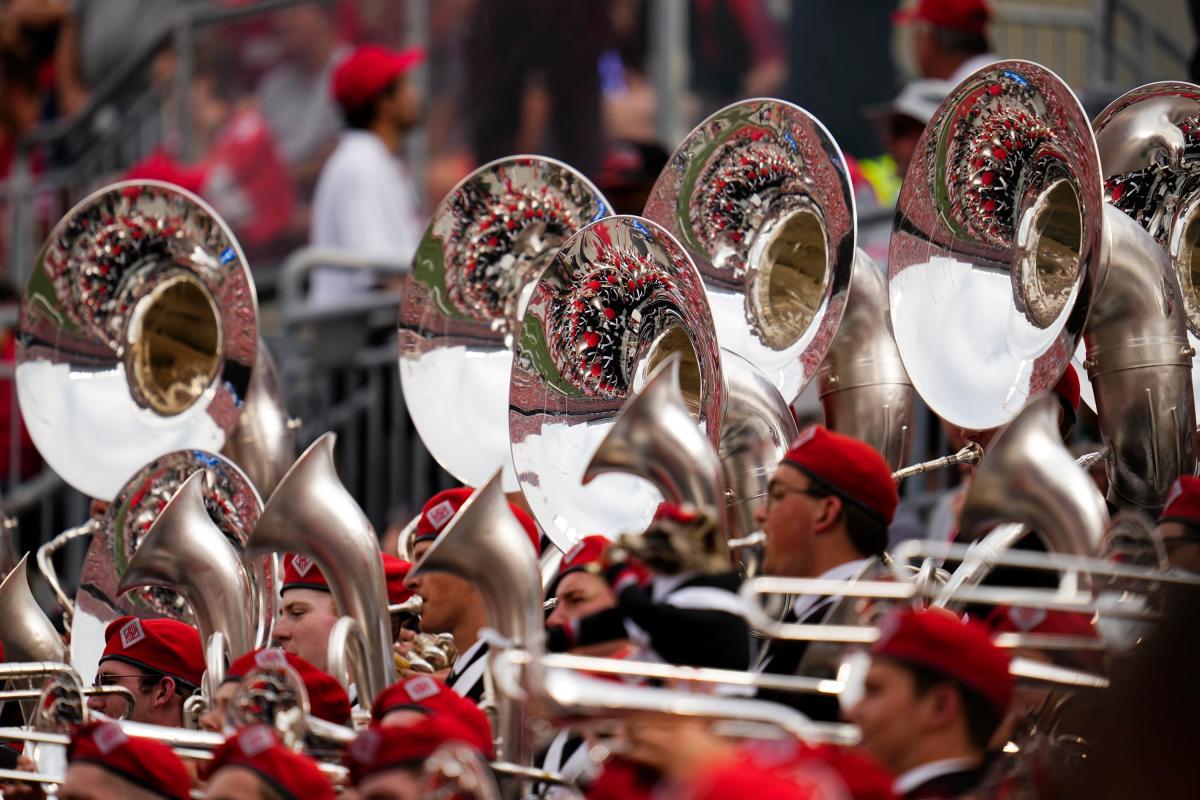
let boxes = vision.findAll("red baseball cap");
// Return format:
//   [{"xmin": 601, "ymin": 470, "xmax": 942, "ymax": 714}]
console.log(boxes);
[
  {"xmin": 282, "ymin": 553, "xmax": 412, "ymax": 606},
  {"xmin": 370, "ymin": 674, "xmax": 494, "ymax": 757},
  {"xmin": 99, "ymin": 616, "xmax": 205, "ymax": 689},
  {"xmin": 68, "ymin": 721, "xmax": 191, "ymax": 800},
  {"xmin": 1160, "ymin": 475, "xmax": 1200, "ymax": 526},
  {"xmin": 782, "ymin": 426, "xmax": 899, "ymax": 524},
  {"xmin": 411, "ymin": 487, "xmax": 541, "ymax": 555},
  {"xmin": 893, "ymin": 0, "xmax": 991, "ymax": 36},
  {"xmin": 545, "ymin": 534, "xmax": 609, "ymax": 597},
  {"xmin": 225, "ymin": 647, "xmax": 351, "ymax": 725},
  {"xmin": 872, "ymin": 608, "xmax": 1013, "ymax": 716},
  {"xmin": 345, "ymin": 716, "xmax": 486, "ymax": 786},
  {"xmin": 205, "ymin": 725, "xmax": 334, "ymax": 800},
  {"xmin": 332, "ymin": 45, "xmax": 424, "ymax": 112}
]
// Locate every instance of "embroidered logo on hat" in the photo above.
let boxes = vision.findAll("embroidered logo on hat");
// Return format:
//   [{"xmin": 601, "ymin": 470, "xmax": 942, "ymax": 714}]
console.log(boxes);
[
  {"xmin": 792, "ymin": 425, "xmax": 817, "ymax": 448},
  {"xmin": 875, "ymin": 610, "xmax": 902, "ymax": 647},
  {"xmin": 93, "ymin": 722, "xmax": 128, "ymax": 755},
  {"xmin": 1007, "ymin": 606, "xmax": 1047, "ymax": 632},
  {"xmin": 120, "ymin": 618, "xmax": 145, "ymax": 649},
  {"xmin": 291, "ymin": 555, "xmax": 315, "ymax": 577},
  {"xmin": 1166, "ymin": 477, "xmax": 1185, "ymax": 509},
  {"xmin": 238, "ymin": 725, "xmax": 276, "ymax": 758},
  {"xmin": 564, "ymin": 540, "xmax": 588, "ymax": 564},
  {"xmin": 404, "ymin": 675, "xmax": 441, "ymax": 702},
  {"xmin": 349, "ymin": 729, "xmax": 381, "ymax": 763},
  {"xmin": 254, "ymin": 648, "xmax": 288, "ymax": 667},
  {"xmin": 426, "ymin": 499, "xmax": 456, "ymax": 531}
]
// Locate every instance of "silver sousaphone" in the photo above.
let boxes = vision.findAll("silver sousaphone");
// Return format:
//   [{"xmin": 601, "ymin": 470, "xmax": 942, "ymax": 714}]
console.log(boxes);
[
  {"xmin": 509, "ymin": 216, "xmax": 723, "ymax": 549},
  {"xmin": 398, "ymin": 157, "xmax": 611, "ymax": 492},
  {"xmin": 889, "ymin": 61, "xmax": 1195, "ymax": 511}
]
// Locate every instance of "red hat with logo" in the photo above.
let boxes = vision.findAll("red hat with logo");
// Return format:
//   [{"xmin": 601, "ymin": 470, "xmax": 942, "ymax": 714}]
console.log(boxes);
[
  {"xmin": 345, "ymin": 716, "xmax": 485, "ymax": 786},
  {"xmin": 205, "ymin": 725, "xmax": 334, "ymax": 800},
  {"xmin": 545, "ymin": 534, "xmax": 609, "ymax": 597},
  {"xmin": 381, "ymin": 554, "xmax": 414, "ymax": 605},
  {"xmin": 1159, "ymin": 475, "xmax": 1200, "ymax": 526},
  {"xmin": 782, "ymin": 426, "xmax": 899, "ymax": 525},
  {"xmin": 332, "ymin": 45, "xmax": 424, "ymax": 112},
  {"xmin": 411, "ymin": 487, "xmax": 541, "ymax": 555},
  {"xmin": 282, "ymin": 553, "xmax": 412, "ymax": 606},
  {"xmin": 872, "ymin": 608, "xmax": 1013, "ymax": 716},
  {"xmin": 370, "ymin": 674, "xmax": 494, "ymax": 757},
  {"xmin": 225, "ymin": 647, "xmax": 352, "ymax": 725},
  {"xmin": 99, "ymin": 616, "xmax": 205, "ymax": 689},
  {"xmin": 893, "ymin": 0, "xmax": 991, "ymax": 36},
  {"xmin": 68, "ymin": 721, "xmax": 191, "ymax": 800}
]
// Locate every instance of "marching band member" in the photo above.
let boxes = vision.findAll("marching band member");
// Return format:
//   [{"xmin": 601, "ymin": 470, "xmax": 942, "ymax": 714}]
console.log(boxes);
[
  {"xmin": 370, "ymin": 674, "xmax": 495, "ymax": 757},
  {"xmin": 345, "ymin": 716, "xmax": 489, "ymax": 800},
  {"xmin": 544, "ymin": 535, "xmax": 633, "ymax": 659},
  {"xmin": 273, "ymin": 552, "xmax": 412, "ymax": 675},
  {"xmin": 846, "ymin": 609, "xmax": 1012, "ymax": 800},
  {"xmin": 60, "ymin": 721, "xmax": 191, "ymax": 800},
  {"xmin": 545, "ymin": 503, "xmax": 750, "ymax": 670},
  {"xmin": 204, "ymin": 725, "xmax": 335, "ymax": 800},
  {"xmin": 88, "ymin": 616, "xmax": 204, "ymax": 728},
  {"xmin": 200, "ymin": 647, "xmax": 352, "ymax": 734},
  {"xmin": 402, "ymin": 487, "xmax": 541, "ymax": 703},
  {"xmin": 753, "ymin": 425, "xmax": 898, "ymax": 718},
  {"xmin": 1156, "ymin": 475, "xmax": 1200, "ymax": 574}
]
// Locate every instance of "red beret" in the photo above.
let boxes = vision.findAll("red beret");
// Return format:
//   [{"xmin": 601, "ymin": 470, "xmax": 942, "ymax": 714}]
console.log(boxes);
[
  {"xmin": 872, "ymin": 608, "xmax": 1013, "ymax": 717},
  {"xmin": 205, "ymin": 725, "xmax": 334, "ymax": 800},
  {"xmin": 370, "ymin": 675, "xmax": 494, "ymax": 758},
  {"xmin": 985, "ymin": 605, "xmax": 1096, "ymax": 639},
  {"xmin": 381, "ymin": 554, "xmax": 414, "ymax": 605},
  {"xmin": 1160, "ymin": 476, "xmax": 1200, "ymax": 526},
  {"xmin": 545, "ymin": 535, "xmax": 609, "ymax": 597},
  {"xmin": 100, "ymin": 616, "xmax": 205, "ymax": 689},
  {"xmin": 332, "ymin": 45, "xmax": 424, "ymax": 112},
  {"xmin": 782, "ymin": 426, "xmax": 899, "ymax": 524},
  {"xmin": 282, "ymin": 553, "xmax": 412, "ymax": 606},
  {"xmin": 68, "ymin": 721, "xmax": 190, "ymax": 800},
  {"xmin": 893, "ymin": 0, "xmax": 991, "ymax": 36},
  {"xmin": 345, "ymin": 716, "xmax": 485, "ymax": 786},
  {"xmin": 412, "ymin": 487, "xmax": 541, "ymax": 556},
  {"xmin": 225, "ymin": 647, "xmax": 351, "ymax": 725}
]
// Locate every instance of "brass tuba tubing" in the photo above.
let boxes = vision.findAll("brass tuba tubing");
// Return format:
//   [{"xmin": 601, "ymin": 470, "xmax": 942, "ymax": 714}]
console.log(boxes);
[
  {"xmin": 0, "ymin": 686, "xmax": 135, "ymax": 708},
  {"xmin": 0, "ymin": 662, "xmax": 77, "ymax": 680},
  {"xmin": 891, "ymin": 442, "xmax": 984, "ymax": 482},
  {"xmin": 35, "ymin": 520, "xmax": 96, "ymax": 623}
]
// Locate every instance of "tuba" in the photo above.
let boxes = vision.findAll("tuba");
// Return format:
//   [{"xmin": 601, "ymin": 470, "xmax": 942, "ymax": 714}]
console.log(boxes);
[
  {"xmin": 398, "ymin": 157, "xmax": 611, "ymax": 493},
  {"xmin": 222, "ymin": 339, "xmax": 298, "ymax": 499},
  {"xmin": 245, "ymin": 432, "xmax": 396, "ymax": 703},
  {"xmin": 888, "ymin": 60, "xmax": 1195, "ymax": 511},
  {"xmin": 508, "ymin": 215, "xmax": 724, "ymax": 549},
  {"xmin": 0, "ymin": 555, "xmax": 65, "ymax": 664}
]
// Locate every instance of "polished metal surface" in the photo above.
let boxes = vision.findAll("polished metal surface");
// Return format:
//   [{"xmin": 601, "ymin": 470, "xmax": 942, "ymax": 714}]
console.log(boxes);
[
  {"xmin": 408, "ymin": 470, "xmax": 543, "ymax": 764},
  {"xmin": 959, "ymin": 393, "xmax": 1109, "ymax": 558},
  {"xmin": 509, "ymin": 216, "xmax": 723, "ymax": 548},
  {"xmin": 644, "ymin": 98, "xmax": 856, "ymax": 402},
  {"xmin": 222, "ymin": 338, "xmax": 297, "ymax": 499},
  {"xmin": 0, "ymin": 556, "xmax": 66, "ymax": 663},
  {"xmin": 399, "ymin": 157, "xmax": 611, "ymax": 491},
  {"xmin": 116, "ymin": 471, "xmax": 255, "ymax": 661},
  {"xmin": 584, "ymin": 353, "xmax": 732, "ymax": 566},
  {"xmin": 892, "ymin": 442, "xmax": 984, "ymax": 482},
  {"xmin": 889, "ymin": 61, "xmax": 1101, "ymax": 431},
  {"xmin": 420, "ymin": 743, "xmax": 502, "ymax": 800},
  {"xmin": 71, "ymin": 449, "xmax": 263, "ymax": 680},
  {"xmin": 719, "ymin": 351, "xmax": 799, "ymax": 549},
  {"xmin": 245, "ymin": 433, "xmax": 396, "ymax": 703},
  {"xmin": 35, "ymin": 520, "xmax": 96, "ymax": 623},
  {"xmin": 819, "ymin": 250, "xmax": 914, "ymax": 471},
  {"xmin": 0, "ymin": 515, "xmax": 18, "ymax": 577},
  {"xmin": 16, "ymin": 180, "xmax": 257, "ymax": 500}
]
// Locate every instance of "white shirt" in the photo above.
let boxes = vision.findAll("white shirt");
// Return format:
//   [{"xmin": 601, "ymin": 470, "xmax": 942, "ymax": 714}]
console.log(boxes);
[
  {"xmin": 894, "ymin": 756, "xmax": 982, "ymax": 796},
  {"xmin": 309, "ymin": 130, "xmax": 424, "ymax": 305},
  {"xmin": 947, "ymin": 53, "xmax": 1002, "ymax": 87}
]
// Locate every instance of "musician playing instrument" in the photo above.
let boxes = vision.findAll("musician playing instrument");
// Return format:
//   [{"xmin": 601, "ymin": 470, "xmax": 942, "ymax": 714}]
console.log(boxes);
[
  {"xmin": 752, "ymin": 425, "xmax": 898, "ymax": 718},
  {"xmin": 60, "ymin": 721, "xmax": 191, "ymax": 800},
  {"xmin": 544, "ymin": 535, "xmax": 633, "ymax": 659},
  {"xmin": 88, "ymin": 616, "xmax": 204, "ymax": 728},
  {"xmin": 204, "ymin": 725, "xmax": 335, "ymax": 800},
  {"xmin": 402, "ymin": 488, "xmax": 541, "ymax": 703},
  {"xmin": 847, "ymin": 609, "xmax": 1012, "ymax": 800},
  {"xmin": 200, "ymin": 647, "xmax": 352, "ymax": 734},
  {"xmin": 1156, "ymin": 476, "xmax": 1200, "ymax": 574}
]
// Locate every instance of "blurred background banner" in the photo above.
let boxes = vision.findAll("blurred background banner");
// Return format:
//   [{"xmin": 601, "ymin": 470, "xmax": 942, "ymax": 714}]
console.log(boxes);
[{"xmin": 0, "ymin": 0, "xmax": 1192, "ymax": 606}]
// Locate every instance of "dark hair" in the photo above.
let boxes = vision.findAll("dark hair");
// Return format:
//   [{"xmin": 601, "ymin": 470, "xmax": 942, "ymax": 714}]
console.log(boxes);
[
  {"xmin": 931, "ymin": 26, "xmax": 990, "ymax": 57},
  {"xmin": 342, "ymin": 78, "xmax": 400, "ymax": 129},
  {"xmin": 908, "ymin": 662, "xmax": 1001, "ymax": 751},
  {"xmin": 801, "ymin": 478, "xmax": 889, "ymax": 558}
]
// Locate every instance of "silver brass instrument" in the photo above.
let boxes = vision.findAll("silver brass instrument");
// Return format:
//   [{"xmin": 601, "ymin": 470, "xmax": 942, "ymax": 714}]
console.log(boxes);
[
  {"xmin": 0, "ymin": 556, "xmax": 66, "ymax": 664},
  {"xmin": 408, "ymin": 471, "xmax": 544, "ymax": 764},
  {"xmin": 398, "ymin": 157, "xmax": 611, "ymax": 493},
  {"xmin": 508, "ymin": 215, "xmax": 723, "ymax": 548},
  {"xmin": 15, "ymin": 180, "xmax": 258, "ymax": 502},
  {"xmin": 891, "ymin": 442, "xmax": 984, "ymax": 482},
  {"xmin": 246, "ymin": 432, "xmax": 397, "ymax": 703},
  {"xmin": 222, "ymin": 339, "xmax": 298, "ymax": 499},
  {"xmin": 889, "ymin": 60, "xmax": 1195, "ymax": 510}
]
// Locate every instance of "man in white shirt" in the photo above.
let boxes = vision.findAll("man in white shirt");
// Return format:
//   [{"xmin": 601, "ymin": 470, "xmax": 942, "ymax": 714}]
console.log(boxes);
[
  {"xmin": 310, "ymin": 45, "xmax": 426, "ymax": 307},
  {"xmin": 893, "ymin": 0, "xmax": 999, "ymax": 86},
  {"xmin": 752, "ymin": 425, "xmax": 899, "ymax": 719},
  {"xmin": 847, "ymin": 608, "xmax": 1013, "ymax": 799}
]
